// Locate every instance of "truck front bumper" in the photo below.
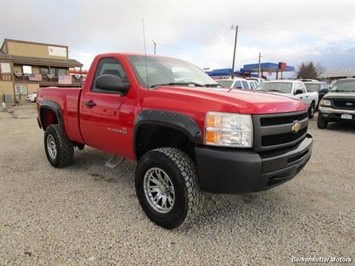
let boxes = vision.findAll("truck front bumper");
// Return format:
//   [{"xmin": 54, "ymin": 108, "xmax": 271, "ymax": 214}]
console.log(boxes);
[
  {"xmin": 318, "ymin": 107, "xmax": 355, "ymax": 123},
  {"xmin": 195, "ymin": 134, "xmax": 313, "ymax": 194}
]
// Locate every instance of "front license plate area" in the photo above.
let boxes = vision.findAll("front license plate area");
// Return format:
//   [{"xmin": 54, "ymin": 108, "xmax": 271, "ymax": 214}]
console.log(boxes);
[{"xmin": 341, "ymin": 114, "xmax": 352, "ymax": 120}]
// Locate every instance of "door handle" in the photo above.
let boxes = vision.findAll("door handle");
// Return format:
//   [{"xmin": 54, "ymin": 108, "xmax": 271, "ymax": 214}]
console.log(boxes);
[{"xmin": 85, "ymin": 101, "xmax": 96, "ymax": 107}]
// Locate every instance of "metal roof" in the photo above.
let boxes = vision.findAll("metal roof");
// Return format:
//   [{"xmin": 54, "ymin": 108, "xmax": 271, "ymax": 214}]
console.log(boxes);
[
  {"xmin": 0, "ymin": 50, "xmax": 83, "ymax": 68},
  {"xmin": 241, "ymin": 62, "xmax": 295, "ymax": 73},
  {"xmin": 206, "ymin": 68, "xmax": 258, "ymax": 77},
  {"xmin": 206, "ymin": 62, "xmax": 295, "ymax": 78},
  {"xmin": 319, "ymin": 69, "xmax": 355, "ymax": 79}
]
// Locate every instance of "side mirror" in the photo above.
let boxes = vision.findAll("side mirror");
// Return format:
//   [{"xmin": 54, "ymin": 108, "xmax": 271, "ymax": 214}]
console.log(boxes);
[
  {"xmin": 95, "ymin": 74, "xmax": 129, "ymax": 95},
  {"xmin": 295, "ymin": 89, "xmax": 303, "ymax": 95}
]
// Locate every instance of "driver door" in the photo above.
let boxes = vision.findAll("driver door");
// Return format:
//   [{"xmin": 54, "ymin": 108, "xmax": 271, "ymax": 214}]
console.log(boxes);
[
  {"xmin": 294, "ymin": 81, "xmax": 311, "ymax": 107},
  {"xmin": 79, "ymin": 57, "xmax": 134, "ymax": 158}
]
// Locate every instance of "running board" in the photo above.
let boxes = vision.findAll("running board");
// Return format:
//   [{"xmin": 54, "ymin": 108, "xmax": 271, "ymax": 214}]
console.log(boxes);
[{"xmin": 105, "ymin": 156, "xmax": 126, "ymax": 168}]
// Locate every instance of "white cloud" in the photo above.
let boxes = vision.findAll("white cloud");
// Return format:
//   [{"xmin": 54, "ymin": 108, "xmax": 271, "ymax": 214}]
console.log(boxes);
[{"xmin": 1, "ymin": 0, "xmax": 354, "ymax": 72}]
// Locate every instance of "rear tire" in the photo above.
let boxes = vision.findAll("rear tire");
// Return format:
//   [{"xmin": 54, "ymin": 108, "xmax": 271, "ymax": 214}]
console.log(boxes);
[
  {"xmin": 135, "ymin": 148, "xmax": 202, "ymax": 229},
  {"xmin": 44, "ymin": 124, "xmax": 74, "ymax": 168}
]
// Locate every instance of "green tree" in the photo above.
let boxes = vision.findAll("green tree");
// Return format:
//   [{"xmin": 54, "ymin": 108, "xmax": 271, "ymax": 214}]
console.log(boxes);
[{"xmin": 297, "ymin": 62, "xmax": 324, "ymax": 79}]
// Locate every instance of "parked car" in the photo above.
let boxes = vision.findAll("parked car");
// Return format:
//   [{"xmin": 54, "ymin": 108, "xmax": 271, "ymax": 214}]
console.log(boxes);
[
  {"xmin": 299, "ymin": 79, "xmax": 319, "ymax": 82},
  {"xmin": 246, "ymin": 79, "xmax": 258, "ymax": 90},
  {"xmin": 303, "ymin": 81, "xmax": 329, "ymax": 109},
  {"xmin": 255, "ymin": 80, "xmax": 318, "ymax": 118},
  {"xmin": 216, "ymin": 77, "xmax": 251, "ymax": 90},
  {"xmin": 26, "ymin": 92, "xmax": 37, "ymax": 102},
  {"xmin": 247, "ymin": 77, "xmax": 266, "ymax": 85},
  {"xmin": 317, "ymin": 78, "xmax": 355, "ymax": 129}
]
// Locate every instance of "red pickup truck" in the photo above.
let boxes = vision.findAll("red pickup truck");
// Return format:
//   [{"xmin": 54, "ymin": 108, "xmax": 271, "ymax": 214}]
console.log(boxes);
[{"xmin": 37, "ymin": 53, "xmax": 313, "ymax": 229}]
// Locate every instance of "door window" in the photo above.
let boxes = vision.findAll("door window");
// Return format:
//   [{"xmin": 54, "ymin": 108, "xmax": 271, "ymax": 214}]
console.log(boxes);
[
  {"xmin": 294, "ymin": 82, "xmax": 306, "ymax": 94},
  {"xmin": 91, "ymin": 57, "xmax": 128, "ymax": 93}
]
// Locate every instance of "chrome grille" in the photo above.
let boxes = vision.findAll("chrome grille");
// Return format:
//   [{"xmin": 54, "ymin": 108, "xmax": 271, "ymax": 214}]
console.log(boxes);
[
  {"xmin": 332, "ymin": 99, "xmax": 355, "ymax": 110},
  {"xmin": 260, "ymin": 112, "xmax": 308, "ymax": 126}
]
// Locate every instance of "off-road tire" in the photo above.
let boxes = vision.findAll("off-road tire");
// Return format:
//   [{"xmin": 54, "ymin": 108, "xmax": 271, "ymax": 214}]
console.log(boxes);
[
  {"xmin": 44, "ymin": 124, "xmax": 74, "ymax": 168},
  {"xmin": 135, "ymin": 147, "xmax": 202, "ymax": 229}
]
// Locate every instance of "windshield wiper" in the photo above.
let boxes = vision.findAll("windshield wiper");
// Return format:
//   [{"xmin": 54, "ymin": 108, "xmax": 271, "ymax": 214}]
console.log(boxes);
[
  {"xmin": 203, "ymin": 83, "xmax": 221, "ymax": 87},
  {"xmin": 150, "ymin": 82, "xmax": 204, "ymax": 88}
]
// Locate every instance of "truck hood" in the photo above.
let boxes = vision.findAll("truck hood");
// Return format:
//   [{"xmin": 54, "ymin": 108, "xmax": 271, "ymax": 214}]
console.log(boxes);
[
  {"xmin": 324, "ymin": 92, "xmax": 355, "ymax": 99},
  {"xmin": 152, "ymin": 86, "xmax": 307, "ymax": 114}
]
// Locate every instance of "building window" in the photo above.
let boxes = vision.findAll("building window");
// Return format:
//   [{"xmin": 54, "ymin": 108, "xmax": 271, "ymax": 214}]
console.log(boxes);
[
  {"xmin": 40, "ymin": 67, "xmax": 67, "ymax": 75},
  {"xmin": 23, "ymin": 65, "xmax": 32, "ymax": 74},
  {"xmin": 49, "ymin": 68, "xmax": 56, "ymax": 75},
  {"xmin": 40, "ymin": 67, "xmax": 49, "ymax": 75},
  {"xmin": 15, "ymin": 85, "xmax": 28, "ymax": 95},
  {"xmin": 57, "ymin": 68, "xmax": 67, "ymax": 75},
  {"xmin": 1, "ymin": 62, "xmax": 11, "ymax": 73}
]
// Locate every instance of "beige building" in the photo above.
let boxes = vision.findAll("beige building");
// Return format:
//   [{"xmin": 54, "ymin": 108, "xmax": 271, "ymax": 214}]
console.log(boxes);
[{"xmin": 0, "ymin": 39, "xmax": 83, "ymax": 105}]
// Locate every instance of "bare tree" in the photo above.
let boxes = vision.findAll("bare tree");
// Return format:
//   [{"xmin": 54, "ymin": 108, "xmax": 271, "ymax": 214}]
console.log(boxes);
[{"xmin": 315, "ymin": 62, "xmax": 326, "ymax": 77}]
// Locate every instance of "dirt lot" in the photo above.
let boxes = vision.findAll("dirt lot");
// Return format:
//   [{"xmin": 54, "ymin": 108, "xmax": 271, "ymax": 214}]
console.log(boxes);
[{"xmin": 0, "ymin": 103, "xmax": 354, "ymax": 265}]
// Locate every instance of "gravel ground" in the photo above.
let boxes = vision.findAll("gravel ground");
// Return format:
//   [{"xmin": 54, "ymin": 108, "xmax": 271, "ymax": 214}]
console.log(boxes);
[{"xmin": 0, "ymin": 104, "xmax": 354, "ymax": 266}]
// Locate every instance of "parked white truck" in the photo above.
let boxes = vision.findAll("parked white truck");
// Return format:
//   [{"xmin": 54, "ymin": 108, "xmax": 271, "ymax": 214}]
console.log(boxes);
[{"xmin": 256, "ymin": 80, "xmax": 318, "ymax": 118}]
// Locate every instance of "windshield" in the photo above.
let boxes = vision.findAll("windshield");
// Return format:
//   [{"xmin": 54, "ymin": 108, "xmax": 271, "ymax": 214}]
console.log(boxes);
[
  {"xmin": 217, "ymin": 80, "xmax": 233, "ymax": 88},
  {"xmin": 256, "ymin": 82, "xmax": 292, "ymax": 94},
  {"xmin": 127, "ymin": 55, "xmax": 219, "ymax": 88},
  {"xmin": 304, "ymin": 83, "xmax": 320, "ymax": 92},
  {"xmin": 331, "ymin": 80, "xmax": 355, "ymax": 92}
]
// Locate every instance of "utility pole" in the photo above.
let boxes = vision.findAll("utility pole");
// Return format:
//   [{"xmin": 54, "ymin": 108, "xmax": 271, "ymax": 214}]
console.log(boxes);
[
  {"xmin": 258, "ymin": 52, "xmax": 261, "ymax": 78},
  {"xmin": 231, "ymin": 25, "xmax": 238, "ymax": 79},
  {"xmin": 152, "ymin": 40, "xmax": 156, "ymax": 54}
]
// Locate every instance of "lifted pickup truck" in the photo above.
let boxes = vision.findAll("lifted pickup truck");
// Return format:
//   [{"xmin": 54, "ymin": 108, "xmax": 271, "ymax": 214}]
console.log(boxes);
[{"xmin": 37, "ymin": 53, "xmax": 313, "ymax": 229}]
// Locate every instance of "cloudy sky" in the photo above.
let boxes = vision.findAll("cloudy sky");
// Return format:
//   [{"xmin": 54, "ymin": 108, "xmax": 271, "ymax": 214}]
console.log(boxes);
[{"xmin": 1, "ymin": 0, "xmax": 354, "ymax": 77}]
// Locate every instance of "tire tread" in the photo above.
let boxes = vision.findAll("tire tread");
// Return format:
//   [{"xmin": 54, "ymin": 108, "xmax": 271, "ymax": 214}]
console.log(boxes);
[
  {"xmin": 154, "ymin": 148, "xmax": 202, "ymax": 226},
  {"xmin": 45, "ymin": 124, "xmax": 74, "ymax": 168}
]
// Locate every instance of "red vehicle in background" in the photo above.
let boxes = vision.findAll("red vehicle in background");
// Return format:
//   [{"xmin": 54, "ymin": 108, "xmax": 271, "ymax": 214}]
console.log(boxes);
[{"xmin": 69, "ymin": 68, "xmax": 88, "ymax": 83}]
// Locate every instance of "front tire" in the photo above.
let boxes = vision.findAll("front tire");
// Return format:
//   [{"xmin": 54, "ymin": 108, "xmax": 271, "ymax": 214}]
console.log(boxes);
[
  {"xmin": 44, "ymin": 124, "xmax": 74, "ymax": 168},
  {"xmin": 317, "ymin": 114, "xmax": 328, "ymax": 129},
  {"xmin": 135, "ymin": 148, "xmax": 202, "ymax": 229}
]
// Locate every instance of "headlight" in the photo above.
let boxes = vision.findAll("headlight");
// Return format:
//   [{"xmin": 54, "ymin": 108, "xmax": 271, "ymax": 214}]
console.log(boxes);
[
  {"xmin": 205, "ymin": 112, "xmax": 253, "ymax": 148},
  {"xmin": 320, "ymin": 99, "xmax": 331, "ymax": 106}
]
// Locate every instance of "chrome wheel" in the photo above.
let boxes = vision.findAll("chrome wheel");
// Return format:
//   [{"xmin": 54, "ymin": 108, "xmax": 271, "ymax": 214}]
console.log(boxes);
[
  {"xmin": 143, "ymin": 167, "xmax": 175, "ymax": 214},
  {"xmin": 136, "ymin": 148, "xmax": 202, "ymax": 229},
  {"xmin": 46, "ymin": 134, "xmax": 57, "ymax": 160}
]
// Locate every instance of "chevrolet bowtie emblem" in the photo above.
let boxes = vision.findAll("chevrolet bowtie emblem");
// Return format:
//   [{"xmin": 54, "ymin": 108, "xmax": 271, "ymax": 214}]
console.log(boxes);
[{"xmin": 292, "ymin": 121, "xmax": 301, "ymax": 133}]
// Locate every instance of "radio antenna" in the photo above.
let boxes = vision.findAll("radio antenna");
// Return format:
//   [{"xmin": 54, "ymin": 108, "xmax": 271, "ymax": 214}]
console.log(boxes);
[
  {"xmin": 142, "ymin": 18, "xmax": 149, "ymax": 88},
  {"xmin": 142, "ymin": 18, "xmax": 147, "ymax": 55}
]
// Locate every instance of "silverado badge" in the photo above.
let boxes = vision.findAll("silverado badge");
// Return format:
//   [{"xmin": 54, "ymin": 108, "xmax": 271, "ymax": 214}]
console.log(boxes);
[{"xmin": 292, "ymin": 121, "xmax": 301, "ymax": 133}]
